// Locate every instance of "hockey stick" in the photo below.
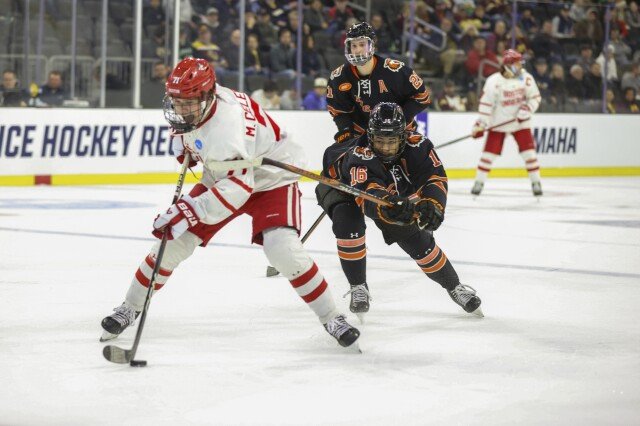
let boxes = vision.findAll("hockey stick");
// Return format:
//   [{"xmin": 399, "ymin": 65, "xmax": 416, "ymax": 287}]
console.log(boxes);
[
  {"xmin": 103, "ymin": 153, "xmax": 192, "ymax": 367},
  {"xmin": 209, "ymin": 157, "xmax": 393, "ymax": 207},
  {"xmin": 433, "ymin": 118, "xmax": 517, "ymax": 150},
  {"xmin": 265, "ymin": 211, "xmax": 327, "ymax": 277}
]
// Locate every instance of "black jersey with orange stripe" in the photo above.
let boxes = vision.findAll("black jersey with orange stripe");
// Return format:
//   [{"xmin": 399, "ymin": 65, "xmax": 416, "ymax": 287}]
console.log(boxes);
[
  {"xmin": 326, "ymin": 55, "xmax": 431, "ymax": 138},
  {"xmin": 337, "ymin": 132, "xmax": 448, "ymax": 224}
]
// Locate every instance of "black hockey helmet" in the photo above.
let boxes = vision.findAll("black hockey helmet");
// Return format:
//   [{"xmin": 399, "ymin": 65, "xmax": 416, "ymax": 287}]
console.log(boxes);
[
  {"xmin": 344, "ymin": 22, "xmax": 376, "ymax": 66},
  {"xmin": 367, "ymin": 102, "xmax": 406, "ymax": 164}
]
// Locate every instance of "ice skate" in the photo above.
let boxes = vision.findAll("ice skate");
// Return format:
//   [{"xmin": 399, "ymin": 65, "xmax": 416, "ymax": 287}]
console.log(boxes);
[
  {"xmin": 343, "ymin": 283, "xmax": 371, "ymax": 323},
  {"xmin": 471, "ymin": 181, "xmax": 483, "ymax": 197},
  {"xmin": 447, "ymin": 284, "xmax": 483, "ymax": 317},
  {"xmin": 532, "ymin": 181, "xmax": 543, "ymax": 197},
  {"xmin": 324, "ymin": 314, "xmax": 361, "ymax": 352},
  {"xmin": 100, "ymin": 303, "xmax": 139, "ymax": 342}
]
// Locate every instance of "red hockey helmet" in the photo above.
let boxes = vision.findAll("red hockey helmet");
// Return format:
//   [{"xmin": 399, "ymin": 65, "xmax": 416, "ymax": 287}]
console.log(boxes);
[
  {"xmin": 163, "ymin": 57, "xmax": 216, "ymax": 132},
  {"xmin": 502, "ymin": 49, "xmax": 523, "ymax": 66}
]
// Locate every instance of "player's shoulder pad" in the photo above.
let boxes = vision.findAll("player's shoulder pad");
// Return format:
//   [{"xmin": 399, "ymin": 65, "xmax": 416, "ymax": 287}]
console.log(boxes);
[
  {"xmin": 405, "ymin": 131, "xmax": 430, "ymax": 148},
  {"xmin": 330, "ymin": 64, "xmax": 346, "ymax": 81},
  {"xmin": 382, "ymin": 57, "xmax": 406, "ymax": 73}
]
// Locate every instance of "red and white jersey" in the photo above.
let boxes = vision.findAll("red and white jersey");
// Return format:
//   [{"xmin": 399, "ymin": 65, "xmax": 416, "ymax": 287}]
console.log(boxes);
[
  {"xmin": 172, "ymin": 85, "xmax": 306, "ymax": 225},
  {"xmin": 477, "ymin": 70, "xmax": 541, "ymax": 133}
]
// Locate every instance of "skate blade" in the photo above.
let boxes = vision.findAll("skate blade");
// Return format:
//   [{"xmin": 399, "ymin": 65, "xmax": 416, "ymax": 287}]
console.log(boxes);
[
  {"xmin": 471, "ymin": 306, "xmax": 484, "ymax": 317},
  {"xmin": 346, "ymin": 341, "xmax": 362, "ymax": 354},
  {"xmin": 356, "ymin": 313, "xmax": 366, "ymax": 324},
  {"xmin": 99, "ymin": 330, "xmax": 118, "ymax": 342}
]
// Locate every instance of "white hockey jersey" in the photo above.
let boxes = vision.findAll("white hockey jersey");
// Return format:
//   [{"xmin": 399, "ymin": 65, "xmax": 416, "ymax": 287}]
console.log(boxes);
[
  {"xmin": 171, "ymin": 85, "xmax": 307, "ymax": 225},
  {"xmin": 477, "ymin": 70, "xmax": 542, "ymax": 133}
]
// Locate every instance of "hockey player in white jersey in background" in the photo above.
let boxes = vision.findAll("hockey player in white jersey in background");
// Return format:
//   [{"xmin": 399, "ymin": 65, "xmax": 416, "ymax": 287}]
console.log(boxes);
[
  {"xmin": 470, "ymin": 49, "xmax": 543, "ymax": 197},
  {"xmin": 100, "ymin": 57, "xmax": 360, "ymax": 349}
]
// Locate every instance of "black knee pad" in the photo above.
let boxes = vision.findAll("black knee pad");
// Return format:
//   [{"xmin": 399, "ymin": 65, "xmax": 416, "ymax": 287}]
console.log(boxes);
[
  {"xmin": 331, "ymin": 202, "xmax": 366, "ymax": 239},
  {"xmin": 397, "ymin": 230, "xmax": 435, "ymax": 259}
]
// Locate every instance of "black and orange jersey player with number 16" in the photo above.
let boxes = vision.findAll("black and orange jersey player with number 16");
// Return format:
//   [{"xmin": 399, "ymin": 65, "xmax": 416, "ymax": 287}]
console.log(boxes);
[{"xmin": 326, "ymin": 22, "xmax": 432, "ymax": 143}]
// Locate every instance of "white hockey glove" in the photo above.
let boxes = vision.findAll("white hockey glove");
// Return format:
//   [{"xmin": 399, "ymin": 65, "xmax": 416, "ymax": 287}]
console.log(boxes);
[
  {"xmin": 471, "ymin": 119, "xmax": 487, "ymax": 139},
  {"xmin": 152, "ymin": 195, "xmax": 206, "ymax": 240},
  {"xmin": 171, "ymin": 132, "xmax": 200, "ymax": 167},
  {"xmin": 516, "ymin": 105, "xmax": 532, "ymax": 122}
]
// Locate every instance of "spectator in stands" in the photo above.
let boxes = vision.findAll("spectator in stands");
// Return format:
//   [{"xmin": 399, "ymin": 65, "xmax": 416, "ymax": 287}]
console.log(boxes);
[
  {"xmin": 370, "ymin": 13, "xmax": 395, "ymax": 54},
  {"xmin": 621, "ymin": 62, "xmax": 640, "ymax": 92},
  {"xmin": 626, "ymin": 1, "xmax": 640, "ymax": 47},
  {"xmin": 214, "ymin": 0, "xmax": 239, "ymax": 27},
  {"xmin": 436, "ymin": 79, "xmax": 468, "ymax": 112},
  {"xmin": 585, "ymin": 62, "xmax": 603, "ymax": 100},
  {"xmin": 0, "ymin": 70, "xmax": 26, "ymax": 107},
  {"xmin": 250, "ymin": 79, "xmax": 281, "ymax": 109},
  {"xmin": 286, "ymin": 10, "xmax": 310, "ymax": 40},
  {"xmin": 163, "ymin": 0, "xmax": 196, "ymax": 33},
  {"xmin": 574, "ymin": 8, "xmax": 603, "ymax": 45},
  {"xmin": 531, "ymin": 57, "xmax": 551, "ymax": 100},
  {"xmin": 302, "ymin": 35, "xmax": 325, "ymax": 77},
  {"xmin": 245, "ymin": 34, "xmax": 267, "ymax": 75},
  {"xmin": 244, "ymin": 11, "xmax": 260, "ymax": 39},
  {"xmin": 142, "ymin": 27, "xmax": 168, "ymax": 59},
  {"xmin": 256, "ymin": 9, "xmax": 278, "ymax": 50},
  {"xmin": 566, "ymin": 64, "xmax": 589, "ymax": 104},
  {"xmin": 459, "ymin": 5, "xmax": 484, "ymax": 35},
  {"xmin": 35, "ymin": 71, "xmax": 68, "ymax": 107},
  {"xmin": 178, "ymin": 28, "xmax": 194, "ymax": 59},
  {"xmin": 531, "ymin": 20, "xmax": 563, "ymax": 63},
  {"xmin": 473, "ymin": 5, "xmax": 493, "ymax": 33},
  {"xmin": 141, "ymin": 62, "xmax": 170, "ymax": 108},
  {"xmin": 495, "ymin": 39, "xmax": 507, "ymax": 64},
  {"xmin": 201, "ymin": 7, "xmax": 227, "ymax": 45},
  {"xmin": 485, "ymin": 20, "xmax": 508, "ymax": 54},
  {"xmin": 327, "ymin": 0, "xmax": 356, "ymax": 36},
  {"xmin": 302, "ymin": 77, "xmax": 327, "ymax": 110},
  {"xmin": 570, "ymin": 0, "xmax": 588, "ymax": 23},
  {"xmin": 620, "ymin": 87, "xmax": 639, "ymax": 112},
  {"xmin": 192, "ymin": 24, "xmax": 228, "ymax": 71},
  {"xmin": 596, "ymin": 45, "xmax": 618, "ymax": 83},
  {"xmin": 143, "ymin": 0, "xmax": 165, "ymax": 28},
  {"xmin": 458, "ymin": 20, "xmax": 481, "ymax": 52},
  {"xmin": 549, "ymin": 63, "xmax": 567, "ymax": 111},
  {"xmin": 465, "ymin": 37, "xmax": 499, "ymax": 78},
  {"xmin": 438, "ymin": 17, "xmax": 463, "ymax": 77},
  {"xmin": 576, "ymin": 44, "xmax": 595, "ymax": 72},
  {"xmin": 260, "ymin": 0, "xmax": 288, "ymax": 29},
  {"xmin": 304, "ymin": 0, "xmax": 328, "ymax": 34},
  {"xmin": 519, "ymin": 8, "xmax": 539, "ymax": 37},
  {"xmin": 552, "ymin": 4, "xmax": 574, "ymax": 39},
  {"xmin": 223, "ymin": 29, "xmax": 243, "ymax": 72},
  {"xmin": 605, "ymin": 89, "xmax": 616, "ymax": 113},
  {"xmin": 281, "ymin": 87, "xmax": 301, "ymax": 110},
  {"xmin": 608, "ymin": 28, "xmax": 632, "ymax": 66},
  {"xmin": 270, "ymin": 28, "xmax": 296, "ymax": 79}
]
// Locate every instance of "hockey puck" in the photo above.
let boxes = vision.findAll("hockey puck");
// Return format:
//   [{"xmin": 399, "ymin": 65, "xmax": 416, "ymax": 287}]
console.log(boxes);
[{"xmin": 130, "ymin": 360, "xmax": 147, "ymax": 367}]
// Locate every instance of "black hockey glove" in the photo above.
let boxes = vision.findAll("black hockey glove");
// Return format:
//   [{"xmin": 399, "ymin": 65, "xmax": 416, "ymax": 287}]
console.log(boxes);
[
  {"xmin": 415, "ymin": 199, "xmax": 444, "ymax": 231},
  {"xmin": 380, "ymin": 194, "xmax": 415, "ymax": 225},
  {"xmin": 334, "ymin": 127, "xmax": 353, "ymax": 144}
]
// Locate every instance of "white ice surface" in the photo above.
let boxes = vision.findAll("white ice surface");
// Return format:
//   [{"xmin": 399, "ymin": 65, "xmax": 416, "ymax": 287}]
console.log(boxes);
[{"xmin": 1, "ymin": 178, "xmax": 639, "ymax": 425}]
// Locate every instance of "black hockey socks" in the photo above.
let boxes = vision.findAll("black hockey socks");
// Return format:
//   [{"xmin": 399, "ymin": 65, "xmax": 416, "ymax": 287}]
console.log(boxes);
[
  {"xmin": 398, "ymin": 231, "xmax": 460, "ymax": 291},
  {"xmin": 331, "ymin": 202, "xmax": 367, "ymax": 285}
]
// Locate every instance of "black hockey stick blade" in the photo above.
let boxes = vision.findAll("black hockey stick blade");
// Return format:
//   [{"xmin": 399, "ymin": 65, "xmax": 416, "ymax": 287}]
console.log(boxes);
[
  {"xmin": 266, "ymin": 265, "xmax": 280, "ymax": 277},
  {"xmin": 103, "ymin": 344, "xmax": 132, "ymax": 364}
]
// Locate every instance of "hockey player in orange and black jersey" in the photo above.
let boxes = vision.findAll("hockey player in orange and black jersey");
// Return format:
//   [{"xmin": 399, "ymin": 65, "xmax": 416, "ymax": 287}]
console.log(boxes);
[
  {"xmin": 317, "ymin": 103, "xmax": 483, "ymax": 319},
  {"xmin": 327, "ymin": 22, "xmax": 431, "ymax": 144}
]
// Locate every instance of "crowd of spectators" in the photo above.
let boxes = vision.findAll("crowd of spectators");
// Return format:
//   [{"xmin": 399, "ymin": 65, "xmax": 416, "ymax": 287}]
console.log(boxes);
[{"xmin": 1, "ymin": 0, "xmax": 639, "ymax": 113}]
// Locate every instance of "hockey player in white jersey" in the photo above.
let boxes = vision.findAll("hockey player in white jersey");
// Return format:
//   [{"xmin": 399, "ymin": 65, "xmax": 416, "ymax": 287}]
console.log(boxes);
[
  {"xmin": 470, "ymin": 49, "xmax": 543, "ymax": 196},
  {"xmin": 100, "ymin": 57, "xmax": 360, "ymax": 349}
]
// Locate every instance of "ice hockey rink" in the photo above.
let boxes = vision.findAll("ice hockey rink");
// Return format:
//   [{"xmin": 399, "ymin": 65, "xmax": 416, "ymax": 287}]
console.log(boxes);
[{"xmin": 1, "ymin": 177, "xmax": 639, "ymax": 425}]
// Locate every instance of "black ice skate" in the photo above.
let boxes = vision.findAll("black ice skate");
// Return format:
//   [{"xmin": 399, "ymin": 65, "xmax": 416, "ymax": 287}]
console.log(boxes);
[
  {"xmin": 324, "ymin": 314, "xmax": 361, "ymax": 350},
  {"xmin": 344, "ymin": 283, "xmax": 371, "ymax": 323},
  {"xmin": 448, "ymin": 284, "xmax": 484, "ymax": 317},
  {"xmin": 471, "ymin": 181, "xmax": 484, "ymax": 196},
  {"xmin": 532, "ymin": 181, "xmax": 543, "ymax": 197},
  {"xmin": 100, "ymin": 303, "xmax": 140, "ymax": 342}
]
